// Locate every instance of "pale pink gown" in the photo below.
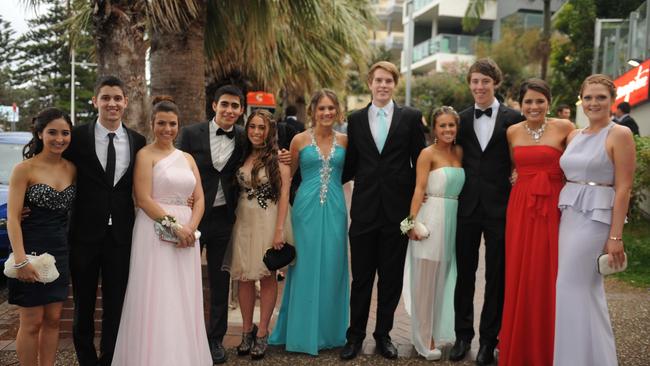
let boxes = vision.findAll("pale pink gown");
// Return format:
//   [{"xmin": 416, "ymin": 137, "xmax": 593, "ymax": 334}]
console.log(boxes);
[{"xmin": 112, "ymin": 149, "xmax": 211, "ymax": 366}]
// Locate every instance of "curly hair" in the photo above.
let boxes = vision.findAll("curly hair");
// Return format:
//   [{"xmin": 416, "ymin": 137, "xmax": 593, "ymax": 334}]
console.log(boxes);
[{"xmin": 242, "ymin": 109, "xmax": 281, "ymax": 202}]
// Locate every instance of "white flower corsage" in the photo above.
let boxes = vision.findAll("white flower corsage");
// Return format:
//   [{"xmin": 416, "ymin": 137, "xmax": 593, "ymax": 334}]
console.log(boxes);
[
  {"xmin": 400, "ymin": 215, "xmax": 430, "ymax": 239},
  {"xmin": 157, "ymin": 215, "xmax": 182, "ymax": 230}
]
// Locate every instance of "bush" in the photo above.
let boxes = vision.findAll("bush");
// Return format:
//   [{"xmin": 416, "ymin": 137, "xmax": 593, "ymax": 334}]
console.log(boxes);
[{"xmin": 630, "ymin": 135, "xmax": 650, "ymax": 221}]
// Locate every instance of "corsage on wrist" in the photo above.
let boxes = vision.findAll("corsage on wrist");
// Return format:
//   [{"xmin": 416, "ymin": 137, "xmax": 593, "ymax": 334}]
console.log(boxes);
[
  {"xmin": 156, "ymin": 215, "xmax": 182, "ymax": 231},
  {"xmin": 400, "ymin": 215, "xmax": 415, "ymax": 235}
]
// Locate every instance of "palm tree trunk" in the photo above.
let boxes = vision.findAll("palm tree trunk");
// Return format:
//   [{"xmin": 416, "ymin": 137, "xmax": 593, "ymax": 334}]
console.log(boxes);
[
  {"xmin": 93, "ymin": 1, "xmax": 148, "ymax": 135},
  {"xmin": 540, "ymin": 0, "xmax": 551, "ymax": 81},
  {"xmin": 150, "ymin": 1, "xmax": 207, "ymax": 127}
]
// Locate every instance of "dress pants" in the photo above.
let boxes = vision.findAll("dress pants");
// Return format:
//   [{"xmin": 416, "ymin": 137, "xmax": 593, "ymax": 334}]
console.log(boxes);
[
  {"xmin": 346, "ymin": 215, "xmax": 408, "ymax": 342},
  {"xmin": 202, "ymin": 205, "xmax": 232, "ymax": 345},
  {"xmin": 454, "ymin": 204, "xmax": 505, "ymax": 348},
  {"xmin": 71, "ymin": 228, "xmax": 131, "ymax": 366}
]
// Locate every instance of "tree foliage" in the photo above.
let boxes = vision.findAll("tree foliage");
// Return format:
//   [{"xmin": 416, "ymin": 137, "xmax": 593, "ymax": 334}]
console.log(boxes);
[
  {"xmin": 395, "ymin": 64, "xmax": 473, "ymax": 125},
  {"xmin": 9, "ymin": 0, "xmax": 96, "ymax": 129}
]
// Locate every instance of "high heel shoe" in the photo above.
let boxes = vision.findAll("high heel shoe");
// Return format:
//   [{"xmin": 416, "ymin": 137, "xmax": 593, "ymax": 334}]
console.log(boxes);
[
  {"xmin": 236, "ymin": 324, "xmax": 258, "ymax": 356},
  {"xmin": 250, "ymin": 334, "xmax": 268, "ymax": 360}
]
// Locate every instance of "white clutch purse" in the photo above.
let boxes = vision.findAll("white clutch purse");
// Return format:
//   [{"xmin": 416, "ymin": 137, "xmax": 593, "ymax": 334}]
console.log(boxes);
[
  {"xmin": 413, "ymin": 222, "xmax": 430, "ymax": 239},
  {"xmin": 597, "ymin": 253, "xmax": 628, "ymax": 275},
  {"xmin": 3, "ymin": 253, "xmax": 60, "ymax": 283}
]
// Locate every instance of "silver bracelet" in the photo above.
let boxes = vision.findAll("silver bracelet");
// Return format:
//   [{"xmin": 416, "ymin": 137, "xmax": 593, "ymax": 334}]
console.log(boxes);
[{"xmin": 13, "ymin": 258, "xmax": 29, "ymax": 269}]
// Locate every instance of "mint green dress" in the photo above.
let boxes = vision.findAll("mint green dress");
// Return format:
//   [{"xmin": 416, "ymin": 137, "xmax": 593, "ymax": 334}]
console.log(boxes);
[
  {"xmin": 269, "ymin": 134, "xmax": 349, "ymax": 355},
  {"xmin": 402, "ymin": 167, "xmax": 465, "ymax": 359}
]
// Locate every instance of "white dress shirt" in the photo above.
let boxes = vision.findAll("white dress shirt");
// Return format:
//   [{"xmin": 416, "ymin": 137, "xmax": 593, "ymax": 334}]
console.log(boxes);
[
  {"xmin": 209, "ymin": 118, "xmax": 235, "ymax": 206},
  {"xmin": 473, "ymin": 98, "xmax": 500, "ymax": 151},
  {"xmin": 95, "ymin": 120, "xmax": 130, "ymax": 186},
  {"xmin": 368, "ymin": 100, "xmax": 394, "ymax": 146}
]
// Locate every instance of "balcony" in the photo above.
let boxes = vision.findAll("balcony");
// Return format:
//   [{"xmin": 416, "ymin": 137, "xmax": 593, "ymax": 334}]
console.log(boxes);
[
  {"xmin": 403, "ymin": 33, "xmax": 482, "ymax": 73},
  {"xmin": 412, "ymin": 33, "xmax": 479, "ymax": 62}
]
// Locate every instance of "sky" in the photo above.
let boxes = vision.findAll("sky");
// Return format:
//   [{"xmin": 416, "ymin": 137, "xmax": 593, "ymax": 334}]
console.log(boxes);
[{"xmin": 1, "ymin": 1, "xmax": 48, "ymax": 36}]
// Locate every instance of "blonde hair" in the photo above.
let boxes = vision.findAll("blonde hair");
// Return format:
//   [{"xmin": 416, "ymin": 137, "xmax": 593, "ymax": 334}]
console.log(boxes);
[
  {"xmin": 580, "ymin": 74, "xmax": 616, "ymax": 99},
  {"xmin": 367, "ymin": 61, "xmax": 400, "ymax": 85},
  {"xmin": 307, "ymin": 89, "xmax": 342, "ymax": 125}
]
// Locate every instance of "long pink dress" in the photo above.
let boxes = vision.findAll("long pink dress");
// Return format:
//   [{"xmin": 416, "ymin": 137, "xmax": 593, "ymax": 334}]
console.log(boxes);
[{"xmin": 112, "ymin": 149, "xmax": 211, "ymax": 366}]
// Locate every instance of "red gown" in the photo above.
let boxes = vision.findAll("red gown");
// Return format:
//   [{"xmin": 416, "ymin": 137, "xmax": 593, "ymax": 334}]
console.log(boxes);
[{"xmin": 499, "ymin": 145, "xmax": 564, "ymax": 366}]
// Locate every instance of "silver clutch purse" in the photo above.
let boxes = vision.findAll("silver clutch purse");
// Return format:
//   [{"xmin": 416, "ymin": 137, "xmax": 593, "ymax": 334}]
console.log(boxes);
[{"xmin": 154, "ymin": 221, "xmax": 201, "ymax": 243}]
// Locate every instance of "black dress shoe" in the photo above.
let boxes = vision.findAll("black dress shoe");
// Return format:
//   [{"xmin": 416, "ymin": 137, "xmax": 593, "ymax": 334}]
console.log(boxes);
[
  {"xmin": 375, "ymin": 337, "xmax": 398, "ymax": 359},
  {"xmin": 340, "ymin": 341, "xmax": 362, "ymax": 360},
  {"xmin": 210, "ymin": 341, "xmax": 227, "ymax": 364},
  {"xmin": 476, "ymin": 345, "xmax": 495, "ymax": 365},
  {"xmin": 449, "ymin": 339, "xmax": 471, "ymax": 361}
]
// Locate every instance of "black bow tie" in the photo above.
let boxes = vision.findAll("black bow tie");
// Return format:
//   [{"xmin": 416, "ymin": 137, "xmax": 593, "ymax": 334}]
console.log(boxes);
[
  {"xmin": 216, "ymin": 128, "xmax": 235, "ymax": 139},
  {"xmin": 475, "ymin": 108, "xmax": 493, "ymax": 119}
]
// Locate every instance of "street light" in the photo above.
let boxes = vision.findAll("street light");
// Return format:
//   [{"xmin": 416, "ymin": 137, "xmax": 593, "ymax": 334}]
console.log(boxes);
[
  {"xmin": 70, "ymin": 48, "xmax": 97, "ymax": 125},
  {"xmin": 627, "ymin": 58, "xmax": 642, "ymax": 67}
]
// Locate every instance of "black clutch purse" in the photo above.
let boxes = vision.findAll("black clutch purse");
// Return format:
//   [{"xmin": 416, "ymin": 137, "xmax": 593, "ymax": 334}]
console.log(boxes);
[{"xmin": 263, "ymin": 243, "xmax": 296, "ymax": 271}]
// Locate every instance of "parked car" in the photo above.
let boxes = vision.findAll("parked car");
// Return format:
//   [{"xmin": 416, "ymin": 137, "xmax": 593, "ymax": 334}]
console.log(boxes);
[{"xmin": 0, "ymin": 132, "xmax": 32, "ymax": 271}]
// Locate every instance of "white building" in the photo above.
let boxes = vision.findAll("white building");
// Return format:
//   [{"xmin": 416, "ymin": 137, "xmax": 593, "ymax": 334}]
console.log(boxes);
[{"xmin": 400, "ymin": 0, "xmax": 565, "ymax": 74}]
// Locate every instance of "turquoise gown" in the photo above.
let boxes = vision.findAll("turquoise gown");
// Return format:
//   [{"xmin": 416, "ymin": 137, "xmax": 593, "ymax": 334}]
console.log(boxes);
[{"xmin": 269, "ymin": 134, "xmax": 349, "ymax": 355}]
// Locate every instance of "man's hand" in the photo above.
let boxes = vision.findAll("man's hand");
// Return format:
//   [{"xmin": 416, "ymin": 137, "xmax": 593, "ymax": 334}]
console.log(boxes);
[
  {"xmin": 186, "ymin": 195, "xmax": 194, "ymax": 209},
  {"xmin": 278, "ymin": 149, "xmax": 292, "ymax": 165},
  {"xmin": 21, "ymin": 207, "xmax": 31, "ymax": 221}
]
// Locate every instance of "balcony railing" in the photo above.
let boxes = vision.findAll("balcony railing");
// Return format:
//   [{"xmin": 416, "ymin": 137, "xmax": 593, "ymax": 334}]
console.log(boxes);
[
  {"xmin": 412, "ymin": 33, "xmax": 480, "ymax": 63},
  {"xmin": 414, "ymin": 0, "xmax": 433, "ymax": 13}
]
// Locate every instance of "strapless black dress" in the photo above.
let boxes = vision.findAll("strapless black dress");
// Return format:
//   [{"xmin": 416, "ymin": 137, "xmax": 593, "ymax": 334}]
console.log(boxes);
[{"xmin": 8, "ymin": 183, "xmax": 75, "ymax": 307}]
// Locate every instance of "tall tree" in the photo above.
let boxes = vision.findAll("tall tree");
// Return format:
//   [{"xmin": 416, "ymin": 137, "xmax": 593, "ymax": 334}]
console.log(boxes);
[
  {"xmin": 13, "ymin": 0, "xmax": 96, "ymax": 126},
  {"xmin": 464, "ymin": 0, "xmax": 552, "ymax": 80}
]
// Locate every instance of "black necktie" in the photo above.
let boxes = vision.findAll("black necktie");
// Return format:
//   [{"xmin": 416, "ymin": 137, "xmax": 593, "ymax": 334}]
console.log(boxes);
[
  {"xmin": 106, "ymin": 132, "xmax": 116, "ymax": 186},
  {"xmin": 216, "ymin": 128, "xmax": 235, "ymax": 139},
  {"xmin": 475, "ymin": 108, "xmax": 493, "ymax": 119}
]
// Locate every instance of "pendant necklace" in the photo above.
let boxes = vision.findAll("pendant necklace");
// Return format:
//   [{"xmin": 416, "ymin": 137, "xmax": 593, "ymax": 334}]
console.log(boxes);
[{"xmin": 524, "ymin": 119, "xmax": 547, "ymax": 143}]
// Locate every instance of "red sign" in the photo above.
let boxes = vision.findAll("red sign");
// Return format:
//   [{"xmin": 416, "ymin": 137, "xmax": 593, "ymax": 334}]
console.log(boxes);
[
  {"xmin": 246, "ymin": 92, "xmax": 276, "ymax": 107},
  {"xmin": 612, "ymin": 59, "xmax": 650, "ymax": 112}
]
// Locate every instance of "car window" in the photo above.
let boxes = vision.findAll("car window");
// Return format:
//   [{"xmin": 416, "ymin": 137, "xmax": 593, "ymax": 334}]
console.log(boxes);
[{"xmin": 0, "ymin": 144, "xmax": 24, "ymax": 185}]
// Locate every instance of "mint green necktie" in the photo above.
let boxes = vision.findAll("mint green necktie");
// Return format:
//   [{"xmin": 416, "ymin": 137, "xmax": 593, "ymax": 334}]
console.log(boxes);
[{"xmin": 376, "ymin": 109, "xmax": 388, "ymax": 152}]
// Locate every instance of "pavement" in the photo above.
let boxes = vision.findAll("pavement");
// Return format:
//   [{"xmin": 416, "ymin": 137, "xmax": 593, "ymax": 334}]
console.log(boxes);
[{"xmin": 2, "ymin": 241, "xmax": 649, "ymax": 365}]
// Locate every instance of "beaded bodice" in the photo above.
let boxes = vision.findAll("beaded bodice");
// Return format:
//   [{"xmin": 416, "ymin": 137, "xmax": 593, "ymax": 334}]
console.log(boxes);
[
  {"xmin": 237, "ymin": 167, "xmax": 275, "ymax": 209},
  {"xmin": 25, "ymin": 184, "xmax": 76, "ymax": 211},
  {"xmin": 298, "ymin": 132, "xmax": 345, "ymax": 206}
]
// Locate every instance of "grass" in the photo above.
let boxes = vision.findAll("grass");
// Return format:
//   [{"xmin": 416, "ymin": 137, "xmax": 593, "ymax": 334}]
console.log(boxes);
[{"xmin": 614, "ymin": 219, "xmax": 650, "ymax": 287}]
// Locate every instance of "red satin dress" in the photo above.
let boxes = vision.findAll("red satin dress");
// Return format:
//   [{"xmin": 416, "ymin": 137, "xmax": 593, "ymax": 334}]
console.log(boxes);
[{"xmin": 499, "ymin": 145, "xmax": 564, "ymax": 366}]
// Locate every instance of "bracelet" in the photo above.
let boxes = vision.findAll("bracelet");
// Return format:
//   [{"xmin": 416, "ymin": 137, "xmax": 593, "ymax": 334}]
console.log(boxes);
[
  {"xmin": 608, "ymin": 236, "xmax": 623, "ymax": 241},
  {"xmin": 13, "ymin": 258, "xmax": 29, "ymax": 269}
]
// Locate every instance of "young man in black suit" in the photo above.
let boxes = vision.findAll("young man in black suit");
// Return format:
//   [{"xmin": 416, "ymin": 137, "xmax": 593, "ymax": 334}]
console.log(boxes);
[
  {"xmin": 179, "ymin": 85, "xmax": 246, "ymax": 364},
  {"xmin": 449, "ymin": 59, "xmax": 525, "ymax": 365},
  {"xmin": 614, "ymin": 101, "xmax": 640, "ymax": 135},
  {"xmin": 340, "ymin": 61, "xmax": 426, "ymax": 360},
  {"xmin": 65, "ymin": 76, "xmax": 147, "ymax": 366}
]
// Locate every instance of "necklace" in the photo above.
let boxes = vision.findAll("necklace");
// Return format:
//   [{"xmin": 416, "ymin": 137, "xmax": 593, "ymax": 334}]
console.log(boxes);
[{"xmin": 524, "ymin": 120, "xmax": 547, "ymax": 143}]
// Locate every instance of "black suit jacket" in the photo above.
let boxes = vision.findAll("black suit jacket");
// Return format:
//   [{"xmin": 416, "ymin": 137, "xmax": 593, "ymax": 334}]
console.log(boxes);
[
  {"xmin": 285, "ymin": 117, "xmax": 305, "ymax": 133},
  {"xmin": 456, "ymin": 104, "xmax": 525, "ymax": 219},
  {"xmin": 65, "ymin": 121, "xmax": 147, "ymax": 246},
  {"xmin": 618, "ymin": 115, "xmax": 640, "ymax": 135},
  {"xmin": 343, "ymin": 102, "xmax": 426, "ymax": 230},
  {"xmin": 179, "ymin": 121, "xmax": 245, "ymax": 229}
]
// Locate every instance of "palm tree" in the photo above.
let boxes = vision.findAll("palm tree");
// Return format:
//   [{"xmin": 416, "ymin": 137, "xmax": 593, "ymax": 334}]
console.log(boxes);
[
  {"xmin": 30, "ymin": 0, "xmax": 374, "ymax": 132},
  {"xmin": 463, "ymin": 0, "xmax": 552, "ymax": 80}
]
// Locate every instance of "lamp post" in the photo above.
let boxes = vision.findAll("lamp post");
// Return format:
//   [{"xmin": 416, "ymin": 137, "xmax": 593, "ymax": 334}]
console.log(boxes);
[
  {"xmin": 70, "ymin": 48, "xmax": 97, "ymax": 125},
  {"xmin": 404, "ymin": 0, "xmax": 414, "ymax": 107}
]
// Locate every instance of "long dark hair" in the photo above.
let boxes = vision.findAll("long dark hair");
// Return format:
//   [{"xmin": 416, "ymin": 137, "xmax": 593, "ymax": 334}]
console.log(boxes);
[
  {"xmin": 242, "ymin": 109, "xmax": 281, "ymax": 202},
  {"xmin": 23, "ymin": 108, "xmax": 72, "ymax": 159}
]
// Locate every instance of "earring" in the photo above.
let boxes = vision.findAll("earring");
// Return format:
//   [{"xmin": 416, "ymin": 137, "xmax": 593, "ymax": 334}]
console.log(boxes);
[
  {"xmin": 453, "ymin": 137, "xmax": 456, "ymax": 144},
  {"xmin": 433, "ymin": 136, "xmax": 438, "ymax": 145}
]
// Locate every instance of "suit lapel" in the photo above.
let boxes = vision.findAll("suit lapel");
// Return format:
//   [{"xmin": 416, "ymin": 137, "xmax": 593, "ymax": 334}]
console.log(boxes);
[
  {"xmin": 114, "ymin": 125, "xmax": 137, "ymax": 187},
  {"xmin": 484, "ymin": 104, "xmax": 506, "ymax": 151},
  {"xmin": 87, "ymin": 121, "xmax": 109, "ymax": 186},
  {"xmin": 461, "ymin": 109, "xmax": 481, "ymax": 150},
  {"xmin": 383, "ymin": 103, "xmax": 403, "ymax": 152},
  {"xmin": 199, "ymin": 121, "xmax": 215, "ymax": 169},
  {"xmin": 223, "ymin": 124, "xmax": 244, "ymax": 170}
]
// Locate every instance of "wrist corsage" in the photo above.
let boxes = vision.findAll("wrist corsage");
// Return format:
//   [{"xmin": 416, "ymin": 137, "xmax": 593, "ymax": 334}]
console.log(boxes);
[
  {"xmin": 400, "ymin": 215, "xmax": 430, "ymax": 239},
  {"xmin": 157, "ymin": 215, "xmax": 183, "ymax": 230},
  {"xmin": 400, "ymin": 215, "xmax": 415, "ymax": 235}
]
